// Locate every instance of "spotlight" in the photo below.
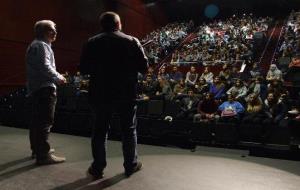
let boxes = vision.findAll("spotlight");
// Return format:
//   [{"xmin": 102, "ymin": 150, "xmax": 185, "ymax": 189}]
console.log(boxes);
[{"xmin": 204, "ymin": 4, "xmax": 219, "ymax": 19}]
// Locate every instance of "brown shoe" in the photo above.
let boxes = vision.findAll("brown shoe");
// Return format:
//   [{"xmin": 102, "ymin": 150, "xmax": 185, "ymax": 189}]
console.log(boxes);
[
  {"xmin": 36, "ymin": 154, "xmax": 66, "ymax": 165},
  {"xmin": 125, "ymin": 162, "xmax": 143, "ymax": 177},
  {"xmin": 32, "ymin": 148, "xmax": 55, "ymax": 159}
]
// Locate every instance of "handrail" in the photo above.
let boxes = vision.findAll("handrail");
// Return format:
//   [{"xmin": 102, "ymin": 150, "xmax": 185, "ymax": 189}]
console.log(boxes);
[
  {"xmin": 270, "ymin": 22, "xmax": 285, "ymax": 65},
  {"xmin": 157, "ymin": 28, "xmax": 199, "ymax": 71},
  {"xmin": 169, "ymin": 60, "xmax": 245, "ymax": 66},
  {"xmin": 258, "ymin": 22, "xmax": 278, "ymax": 65}
]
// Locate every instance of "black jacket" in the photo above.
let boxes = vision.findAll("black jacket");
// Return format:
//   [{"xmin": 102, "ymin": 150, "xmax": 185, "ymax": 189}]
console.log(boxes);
[{"xmin": 80, "ymin": 31, "xmax": 148, "ymax": 102}]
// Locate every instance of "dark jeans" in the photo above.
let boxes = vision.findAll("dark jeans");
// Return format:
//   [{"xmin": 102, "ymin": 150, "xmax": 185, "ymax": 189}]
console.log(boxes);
[
  {"xmin": 91, "ymin": 100, "xmax": 138, "ymax": 172},
  {"xmin": 28, "ymin": 87, "xmax": 57, "ymax": 160}
]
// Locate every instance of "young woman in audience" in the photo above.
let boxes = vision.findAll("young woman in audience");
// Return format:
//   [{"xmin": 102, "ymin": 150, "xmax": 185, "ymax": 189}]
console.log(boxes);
[
  {"xmin": 242, "ymin": 93, "xmax": 264, "ymax": 124},
  {"xmin": 266, "ymin": 64, "xmax": 283, "ymax": 82},
  {"xmin": 193, "ymin": 93, "xmax": 219, "ymax": 123},
  {"xmin": 246, "ymin": 76, "xmax": 267, "ymax": 101},
  {"xmin": 155, "ymin": 76, "xmax": 173, "ymax": 100},
  {"xmin": 158, "ymin": 66, "xmax": 170, "ymax": 81}
]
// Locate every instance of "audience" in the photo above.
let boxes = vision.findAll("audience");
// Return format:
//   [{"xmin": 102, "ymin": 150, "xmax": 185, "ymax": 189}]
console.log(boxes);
[{"xmin": 18, "ymin": 13, "xmax": 296, "ymax": 130}]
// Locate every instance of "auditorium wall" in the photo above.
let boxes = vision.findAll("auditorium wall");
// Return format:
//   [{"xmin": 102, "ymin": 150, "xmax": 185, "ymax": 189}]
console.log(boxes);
[{"xmin": 0, "ymin": 0, "xmax": 166, "ymax": 95}]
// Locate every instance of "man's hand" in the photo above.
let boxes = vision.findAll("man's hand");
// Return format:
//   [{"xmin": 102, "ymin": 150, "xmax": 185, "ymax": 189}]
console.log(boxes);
[{"xmin": 57, "ymin": 76, "xmax": 67, "ymax": 85}]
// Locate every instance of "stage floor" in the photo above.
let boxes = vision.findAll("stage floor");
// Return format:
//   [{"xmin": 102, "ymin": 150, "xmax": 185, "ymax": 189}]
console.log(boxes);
[{"xmin": 0, "ymin": 125, "xmax": 300, "ymax": 190}]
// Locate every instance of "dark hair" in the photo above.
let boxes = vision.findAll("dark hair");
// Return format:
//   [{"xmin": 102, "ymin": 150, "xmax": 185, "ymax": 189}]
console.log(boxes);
[{"xmin": 99, "ymin": 11, "xmax": 120, "ymax": 32}]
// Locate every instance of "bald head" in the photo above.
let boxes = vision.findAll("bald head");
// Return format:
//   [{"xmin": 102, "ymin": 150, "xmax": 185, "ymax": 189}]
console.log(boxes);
[{"xmin": 99, "ymin": 11, "xmax": 122, "ymax": 32}]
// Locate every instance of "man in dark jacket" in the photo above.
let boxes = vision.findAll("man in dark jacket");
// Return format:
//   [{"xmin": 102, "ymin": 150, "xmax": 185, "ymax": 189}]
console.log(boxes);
[{"xmin": 80, "ymin": 12, "xmax": 148, "ymax": 179}]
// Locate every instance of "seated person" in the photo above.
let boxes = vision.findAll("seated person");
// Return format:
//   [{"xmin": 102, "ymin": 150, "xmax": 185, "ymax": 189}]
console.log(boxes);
[
  {"xmin": 226, "ymin": 79, "xmax": 248, "ymax": 104},
  {"xmin": 193, "ymin": 93, "xmax": 220, "ymax": 123},
  {"xmin": 169, "ymin": 66, "xmax": 183, "ymax": 85},
  {"xmin": 194, "ymin": 78, "xmax": 210, "ymax": 98},
  {"xmin": 267, "ymin": 79, "xmax": 286, "ymax": 99},
  {"xmin": 199, "ymin": 66, "xmax": 214, "ymax": 83},
  {"xmin": 73, "ymin": 71, "xmax": 83, "ymax": 88},
  {"xmin": 144, "ymin": 66, "xmax": 157, "ymax": 80},
  {"xmin": 230, "ymin": 66, "xmax": 241, "ymax": 82},
  {"xmin": 249, "ymin": 63, "xmax": 261, "ymax": 79},
  {"xmin": 266, "ymin": 64, "xmax": 283, "ymax": 82},
  {"xmin": 176, "ymin": 89, "xmax": 199, "ymax": 120},
  {"xmin": 262, "ymin": 92, "xmax": 289, "ymax": 126},
  {"xmin": 289, "ymin": 56, "xmax": 300, "ymax": 68},
  {"xmin": 218, "ymin": 93, "xmax": 245, "ymax": 122},
  {"xmin": 219, "ymin": 67, "xmax": 232, "ymax": 87},
  {"xmin": 139, "ymin": 74, "xmax": 157, "ymax": 100},
  {"xmin": 246, "ymin": 76, "xmax": 267, "ymax": 101},
  {"xmin": 242, "ymin": 93, "xmax": 264, "ymax": 124},
  {"xmin": 173, "ymin": 79, "xmax": 187, "ymax": 99},
  {"xmin": 209, "ymin": 76, "xmax": 225, "ymax": 100},
  {"xmin": 158, "ymin": 66, "xmax": 170, "ymax": 80},
  {"xmin": 155, "ymin": 76, "xmax": 173, "ymax": 100},
  {"xmin": 185, "ymin": 66, "xmax": 198, "ymax": 87}
]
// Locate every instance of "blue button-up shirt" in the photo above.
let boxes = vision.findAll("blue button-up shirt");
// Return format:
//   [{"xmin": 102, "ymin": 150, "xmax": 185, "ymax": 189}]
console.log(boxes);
[{"xmin": 26, "ymin": 39, "xmax": 63, "ymax": 95}]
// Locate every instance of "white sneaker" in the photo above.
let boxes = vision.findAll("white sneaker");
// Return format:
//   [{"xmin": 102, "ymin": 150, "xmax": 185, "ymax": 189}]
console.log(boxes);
[{"xmin": 288, "ymin": 109, "xmax": 299, "ymax": 115}]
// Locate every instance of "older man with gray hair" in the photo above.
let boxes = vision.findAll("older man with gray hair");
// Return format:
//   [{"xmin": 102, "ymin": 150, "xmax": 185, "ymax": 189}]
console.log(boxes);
[{"xmin": 26, "ymin": 20, "xmax": 66, "ymax": 165}]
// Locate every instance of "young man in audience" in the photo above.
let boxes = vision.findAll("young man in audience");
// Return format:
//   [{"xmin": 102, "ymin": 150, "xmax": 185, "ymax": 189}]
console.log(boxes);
[
  {"xmin": 209, "ymin": 76, "xmax": 225, "ymax": 100},
  {"xmin": 173, "ymin": 79, "xmax": 187, "ymax": 99},
  {"xmin": 193, "ymin": 93, "xmax": 219, "ymax": 123},
  {"xmin": 139, "ymin": 75, "xmax": 157, "ymax": 100},
  {"xmin": 177, "ymin": 89, "xmax": 199, "ymax": 120},
  {"xmin": 262, "ymin": 92, "xmax": 289, "ymax": 126},
  {"xmin": 169, "ymin": 66, "xmax": 183, "ymax": 85}
]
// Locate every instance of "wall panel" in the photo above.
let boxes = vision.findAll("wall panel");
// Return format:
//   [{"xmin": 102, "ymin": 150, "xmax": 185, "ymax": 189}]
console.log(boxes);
[{"xmin": 0, "ymin": 0, "xmax": 164, "ymax": 95}]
